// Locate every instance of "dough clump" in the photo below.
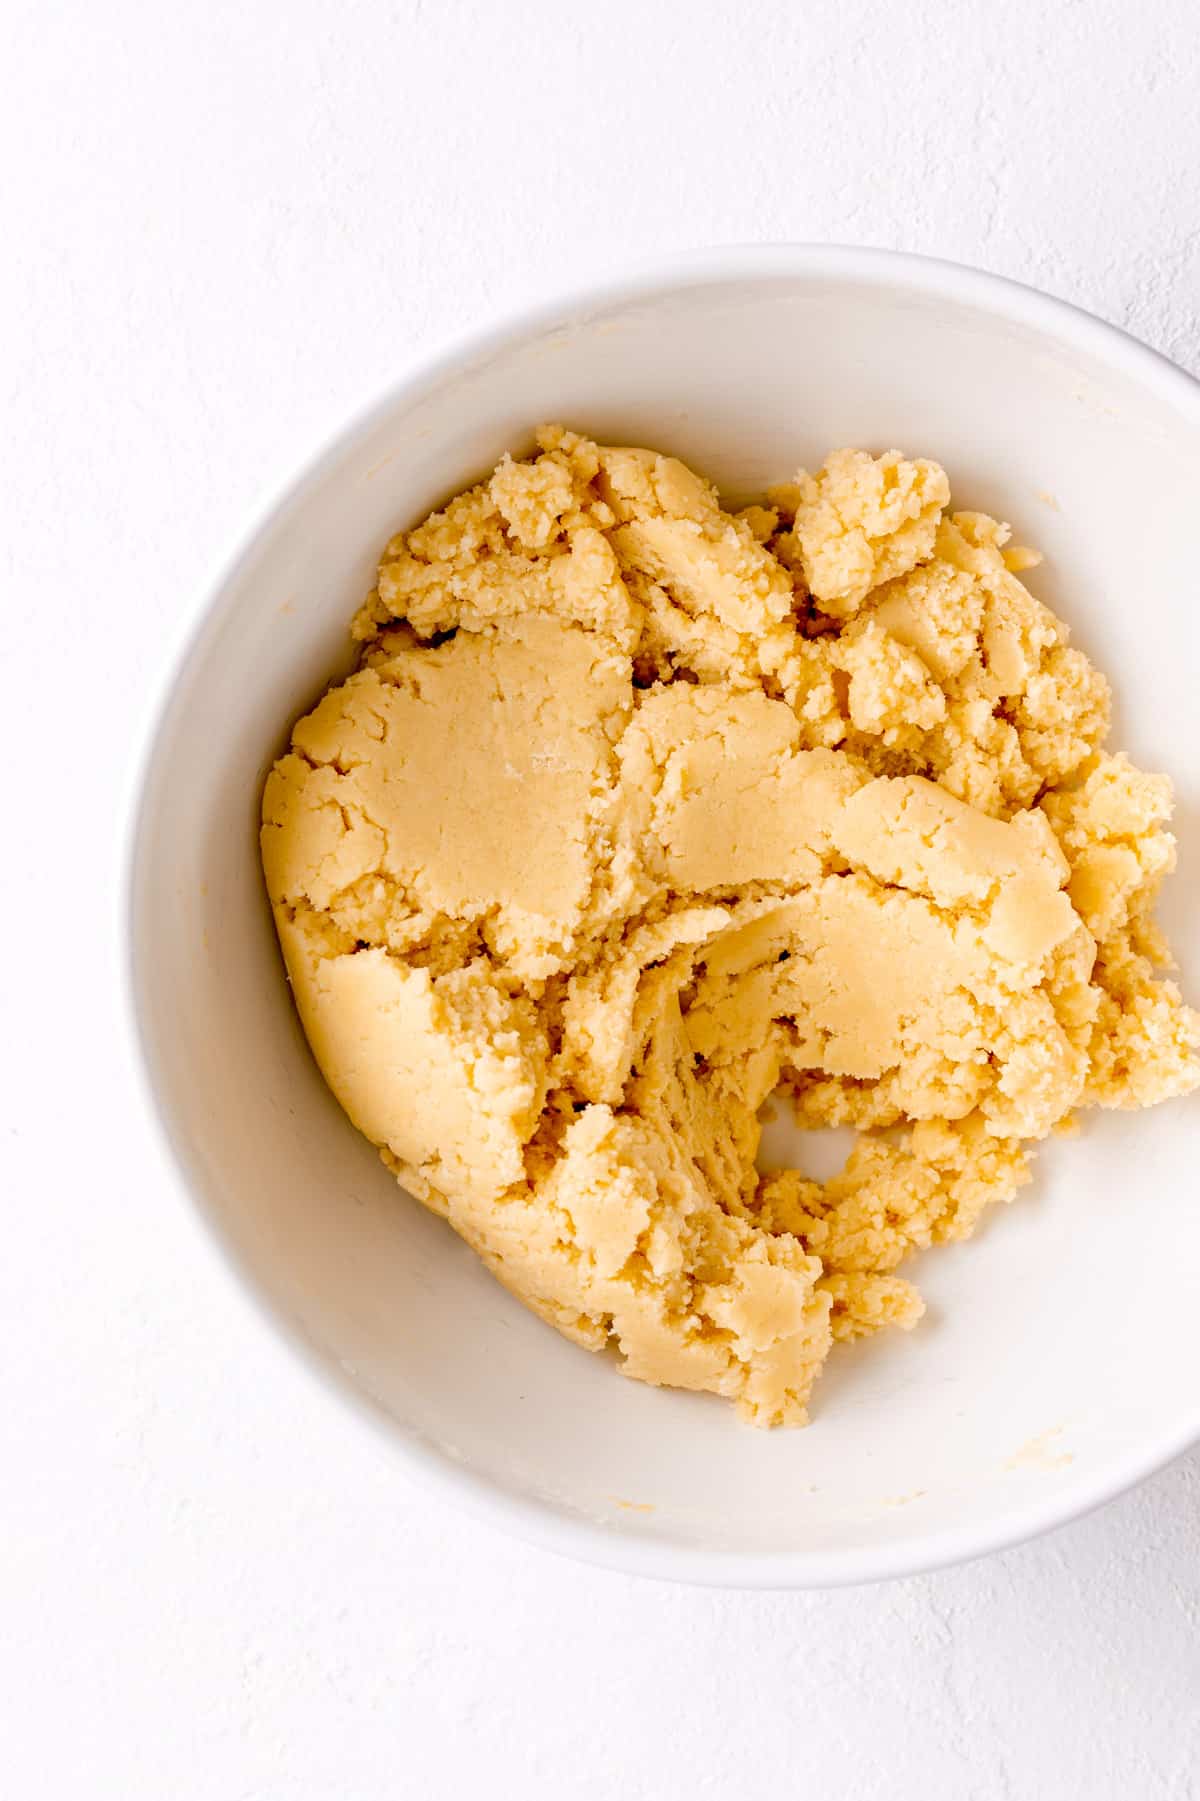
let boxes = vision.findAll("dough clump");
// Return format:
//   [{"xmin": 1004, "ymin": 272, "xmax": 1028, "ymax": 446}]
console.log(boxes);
[{"xmin": 262, "ymin": 428, "xmax": 1198, "ymax": 1425}]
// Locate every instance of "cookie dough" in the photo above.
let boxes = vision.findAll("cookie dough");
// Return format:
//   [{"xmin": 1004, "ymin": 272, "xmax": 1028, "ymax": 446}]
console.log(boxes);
[{"xmin": 262, "ymin": 428, "xmax": 1199, "ymax": 1426}]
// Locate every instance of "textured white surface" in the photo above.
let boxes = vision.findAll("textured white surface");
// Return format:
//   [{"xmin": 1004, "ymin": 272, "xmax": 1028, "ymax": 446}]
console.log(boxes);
[{"xmin": 2, "ymin": 1, "xmax": 1199, "ymax": 1795}]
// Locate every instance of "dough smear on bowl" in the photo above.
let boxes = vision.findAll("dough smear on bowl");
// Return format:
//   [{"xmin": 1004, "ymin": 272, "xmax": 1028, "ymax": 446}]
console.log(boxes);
[{"xmin": 261, "ymin": 427, "xmax": 1199, "ymax": 1425}]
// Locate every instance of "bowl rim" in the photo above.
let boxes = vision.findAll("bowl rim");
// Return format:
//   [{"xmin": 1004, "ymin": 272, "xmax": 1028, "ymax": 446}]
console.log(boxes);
[{"xmin": 125, "ymin": 242, "xmax": 1200, "ymax": 1590}]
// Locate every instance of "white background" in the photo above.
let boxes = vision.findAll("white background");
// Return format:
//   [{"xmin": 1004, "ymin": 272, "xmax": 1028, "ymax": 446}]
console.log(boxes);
[{"xmin": 4, "ymin": 2, "xmax": 1200, "ymax": 1795}]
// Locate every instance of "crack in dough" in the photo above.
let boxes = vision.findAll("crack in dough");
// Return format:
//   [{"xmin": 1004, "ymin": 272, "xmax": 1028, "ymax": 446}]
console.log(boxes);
[{"xmin": 261, "ymin": 427, "xmax": 1199, "ymax": 1426}]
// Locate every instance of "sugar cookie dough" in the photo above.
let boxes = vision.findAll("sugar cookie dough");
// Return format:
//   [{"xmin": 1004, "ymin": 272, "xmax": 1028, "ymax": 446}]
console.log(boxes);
[{"xmin": 262, "ymin": 428, "xmax": 1198, "ymax": 1426}]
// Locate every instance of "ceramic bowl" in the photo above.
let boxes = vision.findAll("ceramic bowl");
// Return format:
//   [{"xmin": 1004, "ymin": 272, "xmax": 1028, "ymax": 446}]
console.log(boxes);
[{"xmin": 129, "ymin": 247, "xmax": 1200, "ymax": 1586}]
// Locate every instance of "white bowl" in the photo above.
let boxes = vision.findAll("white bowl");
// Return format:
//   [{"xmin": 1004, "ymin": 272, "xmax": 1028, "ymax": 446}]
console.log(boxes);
[{"xmin": 129, "ymin": 246, "xmax": 1200, "ymax": 1587}]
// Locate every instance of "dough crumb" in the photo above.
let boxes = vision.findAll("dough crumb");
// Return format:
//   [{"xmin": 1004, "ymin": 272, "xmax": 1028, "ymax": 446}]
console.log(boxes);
[{"xmin": 263, "ymin": 431, "xmax": 1198, "ymax": 1426}]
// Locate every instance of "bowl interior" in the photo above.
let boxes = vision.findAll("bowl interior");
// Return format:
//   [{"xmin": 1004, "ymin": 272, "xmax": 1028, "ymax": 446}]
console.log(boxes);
[{"xmin": 133, "ymin": 259, "xmax": 1200, "ymax": 1580}]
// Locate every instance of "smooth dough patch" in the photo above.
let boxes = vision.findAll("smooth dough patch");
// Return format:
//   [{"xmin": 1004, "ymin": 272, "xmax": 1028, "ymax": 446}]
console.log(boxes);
[{"xmin": 262, "ymin": 427, "xmax": 1198, "ymax": 1426}]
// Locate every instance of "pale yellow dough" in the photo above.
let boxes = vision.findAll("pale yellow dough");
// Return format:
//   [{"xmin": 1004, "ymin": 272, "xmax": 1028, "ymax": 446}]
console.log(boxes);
[{"xmin": 262, "ymin": 428, "xmax": 1199, "ymax": 1426}]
